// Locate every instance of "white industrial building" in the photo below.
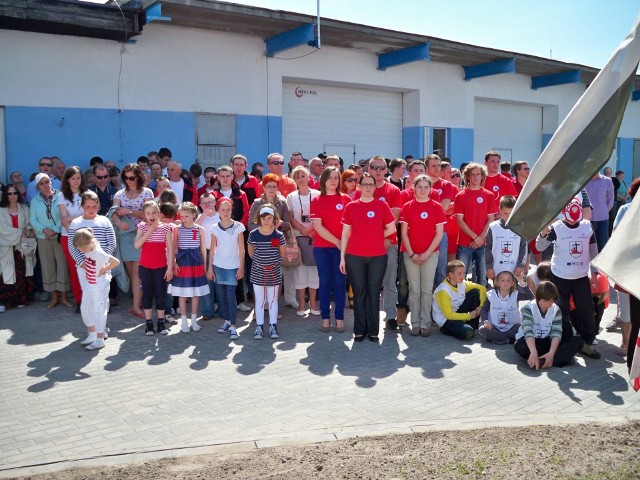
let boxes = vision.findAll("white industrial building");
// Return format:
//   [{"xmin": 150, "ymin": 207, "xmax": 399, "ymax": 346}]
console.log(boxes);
[{"xmin": 1, "ymin": 0, "xmax": 639, "ymax": 182}]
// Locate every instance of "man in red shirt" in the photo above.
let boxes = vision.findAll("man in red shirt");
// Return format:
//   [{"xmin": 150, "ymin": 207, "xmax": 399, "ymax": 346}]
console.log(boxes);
[
  {"xmin": 483, "ymin": 151, "xmax": 517, "ymax": 202},
  {"xmin": 230, "ymin": 154, "xmax": 260, "ymax": 206},
  {"xmin": 257, "ymin": 153, "xmax": 297, "ymax": 198},
  {"xmin": 454, "ymin": 163, "xmax": 498, "ymax": 286}
]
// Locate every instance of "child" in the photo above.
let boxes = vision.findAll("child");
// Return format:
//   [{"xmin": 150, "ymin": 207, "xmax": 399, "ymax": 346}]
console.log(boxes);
[
  {"xmin": 485, "ymin": 195, "xmax": 527, "ymax": 281},
  {"xmin": 536, "ymin": 197, "xmax": 601, "ymax": 359},
  {"xmin": 134, "ymin": 201, "xmax": 174, "ymax": 335},
  {"xmin": 569, "ymin": 271, "xmax": 610, "ymax": 346},
  {"xmin": 159, "ymin": 202, "xmax": 179, "ymax": 324},
  {"xmin": 196, "ymin": 192, "xmax": 220, "ymax": 320},
  {"xmin": 208, "ymin": 198, "xmax": 245, "ymax": 339},
  {"xmin": 514, "ymin": 281, "xmax": 584, "ymax": 368},
  {"xmin": 248, "ymin": 205, "xmax": 286, "ymax": 340},
  {"xmin": 479, "ymin": 270, "xmax": 533, "ymax": 344},
  {"xmin": 433, "ymin": 260, "xmax": 487, "ymax": 340},
  {"xmin": 168, "ymin": 202, "xmax": 210, "ymax": 333},
  {"xmin": 73, "ymin": 228, "xmax": 120, "ymax": 351},
  {"xmin": 527, "ymin": 261, "xmax": 551, "ymax": 293}
]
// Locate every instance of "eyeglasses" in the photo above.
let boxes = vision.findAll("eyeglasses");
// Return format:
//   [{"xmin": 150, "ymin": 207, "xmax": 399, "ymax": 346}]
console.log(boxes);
[
  {"xmin": 124, "ymin": 176, "xmax": 137, "ymax": 181},
  {"xmin": 369, "ymin": 165, "xmax": 386, "ymax": 171},
  {"xmin": 38, "ymin": 180, "xmax": 51, "ymax": 185},
  {"xmin": 39, "ymin": 163, "xmax": 53, "ymax": 167},
  {"xmin": 522, "ymin": 167, "xmax": 531, "ymax": 171},
  {"xmin": 451, "ymin": 174, "xmax": 461, "ymax": 178},
  {"xmin": 264, "ymin": 184, "xmax": 278, "ymax": 189},
  {"xmin": 360, "ymin": 183, "xmax": 376, "ymax": 188},
  {"xmin": 7, "ymin": 191, "xmax": 19, "ymax": 196},
  {"xmin": 95, "ymin": 175, "xmax": 109, "ymax": 180},
  {"xmin": 268, "ymin": 161, "xmax": 285, "ymax": 166},
  {"xmin": 345, "ymin": 178, "xmax": 357, "ymax": 183}
]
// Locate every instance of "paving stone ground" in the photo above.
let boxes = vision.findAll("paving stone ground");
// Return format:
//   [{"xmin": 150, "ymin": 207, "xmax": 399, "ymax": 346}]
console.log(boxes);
[{"xmin": 1, "ymin": 293, "xmax": 638, "ymax": 477}]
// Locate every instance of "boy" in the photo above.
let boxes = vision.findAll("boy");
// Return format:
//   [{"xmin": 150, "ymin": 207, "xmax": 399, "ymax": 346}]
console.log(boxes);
[
  {"xmin": 485, "ymin": 195, "xmax": 527, "ymax": 280},
  {"xmin": 433, "ymin": 260, "xmax": 487, "ymax": 340},
  {"xmin": 514, "ymin": 281, "xmax": 584, "ymax": 368}
]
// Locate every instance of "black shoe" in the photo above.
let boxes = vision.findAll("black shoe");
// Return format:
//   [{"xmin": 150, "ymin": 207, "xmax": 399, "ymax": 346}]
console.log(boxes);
[
  {"xmin": 354, "ymin": 335, "xmax": 365, "ymax": 343},
  {"xmin": 157, "ymin": 320, "xmax": 168, "ymax": 336},
  {"xmin": 386, "ymin": 319, "xmax": 400, "ymax": 332},
  {"xmin": 145, "ymin": 322, "xmax": 155, "ymax": 336},
  {"xmin": 75, "ymin": 303, "xmax": 81, "ymax": 314},
  {"xmin": 369, "ymin": 335, "xmax": 379, "ymax": 343}
]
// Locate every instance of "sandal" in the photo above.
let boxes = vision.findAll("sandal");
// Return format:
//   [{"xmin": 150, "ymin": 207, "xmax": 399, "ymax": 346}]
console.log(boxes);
[
  {"xmin": 335, "ymin": 320, "xmax": 345, "ymax": 333},
  {"xmin": 410, "ymin": 327, "xmax": 420, "ymax": 336},
  {"xmin": 128, "ymin": 307, "xmax": 145, "ymax": 319}
]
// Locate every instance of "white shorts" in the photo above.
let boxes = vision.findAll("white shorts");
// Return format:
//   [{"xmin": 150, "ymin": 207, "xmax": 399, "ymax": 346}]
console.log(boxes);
[
  {"xmin": 293, "ymin": 264, "xmax": 319, "ymax": 290},
  {"xmin": 619, "ymin": 291, "xmax": 631, "ymax": 323}
]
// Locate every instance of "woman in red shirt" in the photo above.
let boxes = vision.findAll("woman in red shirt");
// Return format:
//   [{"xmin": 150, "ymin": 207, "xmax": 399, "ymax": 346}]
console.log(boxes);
[
  {"xmin": 400, "ymin": 175, "xmax": 446, "ymax": 336},
  {"xmin": 310, "ymin": 167, "xmax": 351, "ymax": 332},
  {"xmin": 340, "ymin": 174, "xmax": 396, "ymax": 342}
]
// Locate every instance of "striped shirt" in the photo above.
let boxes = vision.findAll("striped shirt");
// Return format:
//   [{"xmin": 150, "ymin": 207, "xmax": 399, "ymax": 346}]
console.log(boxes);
[
  {"xmin": 177, "ymin": 226, "xmax": 202, "ymax": 250},
  {"xmin": 68, "ymin": 215, "xmax": 117, "ymax": 266},
  {"xmin": 83, "ymin": 247, "xmax": 112, "ymax": 286},
  {"xmin": 248, "ymin": 228, "xmax": 285, "ymax": 286}
]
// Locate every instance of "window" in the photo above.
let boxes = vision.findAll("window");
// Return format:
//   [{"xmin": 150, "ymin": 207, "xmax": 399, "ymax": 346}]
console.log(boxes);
[
  {"xmin": 196, "ymin": 113, "xmax": 237, "ymax": 169},
  {"xmin": 432, "ymin": 128, "xmax": 448, "ymax": 157}
]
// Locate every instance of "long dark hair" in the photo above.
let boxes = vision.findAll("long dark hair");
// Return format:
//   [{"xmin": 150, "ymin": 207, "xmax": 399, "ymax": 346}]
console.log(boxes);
[
  {"xmin": 61, "ymin": 166, "xmax": 87, "ymax": 202},
  {"xmin": 121, "ymin": 163, "xmax": 145, "ymax": 191},
  {"xmin": 0, "ymin": 183, "xmax": 25, "ymax": 207}
]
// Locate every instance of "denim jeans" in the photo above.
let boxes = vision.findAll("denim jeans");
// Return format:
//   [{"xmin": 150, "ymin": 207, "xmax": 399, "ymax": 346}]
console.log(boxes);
[
  {"xmin": 440, "ymin": 288, "xmax": 481, "ymax": 340},
  {"xmin": 591, "ymin": 219, "xmax": 609, "ymax": 253},
  {"xmin": 313, "ymin": 247, "xmax": 346, "ymax": 320},
  {"xmin": 199, "ymin": 250, "xmax": 217, "ymax": 318},
  {"xmin": 346, "ymin": 253, "xmax": 387, "ymax": 336},
  {"xmin": 456, "ymin": 245, "xmax": 487, "ymax": 286},
  {"xmin": 382, "ymin": 244, "xmax": 398, "ymax": 320},
  {"xmin": 396, "ymin": 251, "xmax": 409, "ymax": 308},
  {"xmin": 435, "ymin": 232, "xmax": 448, "ymax": 286}
]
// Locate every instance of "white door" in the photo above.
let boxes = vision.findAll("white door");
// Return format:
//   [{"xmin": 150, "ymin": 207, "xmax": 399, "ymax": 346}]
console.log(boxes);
[
  {"xmin": 474, "ymin": 100, "xmax": 542, "ymax": 165},
  {"xmin": 282, "ymin": 83, "xmax": 402, "ymax": 162}
]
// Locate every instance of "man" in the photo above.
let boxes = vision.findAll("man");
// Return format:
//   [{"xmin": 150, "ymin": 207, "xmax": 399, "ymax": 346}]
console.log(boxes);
[
  {"xmin": 196, "ymin": 167, "xmax": 217, "ymax": 198},
  {"xmin": 229, "ymin": 154, "xmax": 259, "ymax": 205},
  {"xmin": 190, "ymin": 163, "xmax": 205, "ymax": 190},
  {"xmin": 308, "ymin": 157, "xmax": 324, "ymax": 185},
  {"xmin": 440, "ymin": 161, "xmax": 453, "ymax": 182},
  {"xmin": 149, "ymin": 162, "xmax": 163, "ymax": 190},
  {"xmin": 510, "ymin": 161, "xmax": 530, "ymax": 195},
  {"xmin": 500, "ymin": 161, "xmax": 513, "ymax": 179},
  {"xmin": 88, "ymin": 164, "xmax": 117, "ymax": 216},
  {"xmin": 52, "ymin": 157, "xmax": 66, "ymax": 183},
  {"xmin": 257, "ymin": 153, "xmax": 297, "ymax": 197},
  {"xmin": 287, "ymin": 151, "xmax": 305, "ymax": 175},
  {"xmin": 483, "ymin": 151, "xmax": 517, "ymax": 202},
  {"xmin": 167, "ymin": 160, "xmax": 197, "ymax": 205},
  {"xmin": 584, "ymin": 171, "xmax": 615, "ymax": 252},
  {"xmin": 148, "ymin": 151, "xmax": 159, "ymax": 164},
  {"xmin": 158, "ymin": 147, "xmax": 172, "ymax": 175},
  {"xmin": 137, "ymin": 156, "xmax": 150, "ymax": 172},
  {"xmin": 89, "ymin": 156, "xmax": 104, "ymax": 167},
  {"xmin": 356, "ymin": 155, "xmax": 402, "ymax": 331},
  {"xmin": 388, "ymin": 158, "xmax": 406, "ymax": 190},
  {"xmin": 324, "ymin": 155, "xmax": 341, "ymax": 171},
  {"xmin": 26, "ymin": 157, "xmax": 61, "ymax": 203},
  {"xmin": 104, "ymin": 160, "xmax": 117, "ymax": 170}
]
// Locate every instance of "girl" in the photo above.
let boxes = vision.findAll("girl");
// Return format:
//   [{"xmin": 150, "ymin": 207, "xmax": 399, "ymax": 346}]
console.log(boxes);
[
  {"xmin": 58, "ymin": 166, "xmax": 87, "ymax": 310},
  {"xmin": 399, "ymin": 175, "xmax": 446, "ymax": 337},
  {"xmin": 169, "ymin": 202, "xmax": 209, "ymax": 333},
  {"xmin": 248, "ymin": 205, "xmax": 286, "ymax": 340},
  {"xmin": 134, "ymin": 201, "xmax": 174, "ymax": 335},
  {"xmin": 208, "ymin": 198, "xmax": 245, "ymax": 339},
  {"xmin": 73, "ymin": 228, "xmax": 120, "ymax": 351},
  {"xmin": 197, "ymin": 192, "xmax": 220, "ymax": 320},
  {"xmin": 340, "ymin": 174, "xmax": 396, "ymax": 342},
  {"xmin": 479, "ymin": 270, "xmax": 533, "ymax": 344}
]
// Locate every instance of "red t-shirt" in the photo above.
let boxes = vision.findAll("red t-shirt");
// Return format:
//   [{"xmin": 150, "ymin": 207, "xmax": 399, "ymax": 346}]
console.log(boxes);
[
  {"xmin": 454, "ymin": 187, "xmax": 498, "ymax": 247},
  {"xmin": 483, "ymin": 174, "xmax": 518, "ymax": 201},
  {"xmin": 356, "ymin": 181, "xmax": 401, "ymax": 244},
  {"xmin": 310, "ymin": 193, "xmax": 351, "ymax": 248},
  {"xmin": 342, "ymin": 199, "xmax": 396, "ymax": 256},
  {"xmin": 512, "ymin": 178, "xmax": 523, "ymax": 196},
  {"xmin": 137, "ymin": 222, "xmax": 172, "ymax": 269},
  {"xmin": 399, "ymin": 199, "xmax": 446, "ymax": 254},
  {"xmin": 400, "ymin": 186, "xmax": 441, "ymax": 205}
]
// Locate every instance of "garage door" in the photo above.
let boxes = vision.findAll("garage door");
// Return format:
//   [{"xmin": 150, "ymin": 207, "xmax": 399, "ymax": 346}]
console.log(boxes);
[
  {"xmin": 282, "ymin": 83, "xmax": 402, "ymax": 163},
  {"xmin": 474, "ymin": 100, "xmax": 542, "ymax": 165}
]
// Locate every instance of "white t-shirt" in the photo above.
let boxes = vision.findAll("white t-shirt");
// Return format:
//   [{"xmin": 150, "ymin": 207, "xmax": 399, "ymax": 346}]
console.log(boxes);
[
  {"xmin": 198, "ymin": 213, "xmax": 221, "ymax": 250},
  {"xmin": 432, "ymin": 281, "xmax": 467, "ymax": 327},
  {"xmin": 169, "ymin": 179, "xmax": 185, "ymax": 203},
  {"xmin": 81, "ymin": 247, "xmax": 112, "ymax": 289},
  {"xmin": 211, "ymin": 221, "xmax": 245, "ymax": 269},
  {"xmin": 486, "ymin": 289, "xmax": 522, "ymax": 332},
  {"xmin": 57, "ymin": 192, "xmax": 83, "ymax": 236},
  {"xmin": 286, "ymin": 189, "xmax": 320, "ymax": 237},
  {"xmin": 489, "ymin": 220, "xmax": 521, "ymax": 275},
  {"xmin": 220, "ymin": 188, "xmax": 232, "ymax": 198}
]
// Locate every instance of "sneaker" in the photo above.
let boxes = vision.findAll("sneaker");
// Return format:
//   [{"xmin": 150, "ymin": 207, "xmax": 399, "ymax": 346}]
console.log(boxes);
[
  {"xmin": 269, "ymin": 323, "xmax": 279, "ymax": 339},
  {"xmin": 157, "ymin": 321, "xmax": 168, "ymax": 335},
  {"xmin": 81, "ymin": 333, "xmax": 97, "ymax": 345},
  {"xmin": 191, "ymin": 319, "xmax": 201, "ymax": 332},
  {"xmin": 237, "ymin": 302, "xmax": 252, "ymax": 312},
  {"xmin": 165, "ymin": 315, "xmax": 178, "ymax": 325},
  {"xmin": 145, "ymin": 323, "xmax": 155, "ymax": 336},
  {"xmin": 420, "ymin": 329, "xmax": 431, "ymax": 338},
  {"xmin": 615, "ymin": 343, "xmax": 628, "ymax": 356},
  {"xmin": 254, "ymin": 325, "xmax": 264, "ymax": 340},
  {"xmin": 85, "ymin": 338, "xmax": 105, "ymax": 351},
  {"xmin": 103, "ymin": 327, "xmax": 110, "ymax": 340},
  {"xmin": 606, "ymin": 317, "xmax": 620, "ymax": 332},
  {"xmin": 409, "ymin": 327, "xmax": 420, "ymax": 336},
  {"xmin": 229, "ymin": 328, "xmax": 239, "ymax": 340},
  {"xmin": 580, "ymin": 344, "xmax": 601, "ymax": 359},
  {"xmin": 592, "ymin": 338, "xmax": 599, "ymax": 346},
  {"xmin": 180, "ymin": 319, "xmax": 190, "ymax": 334},
  {"xmin": 218, "ymin": 320, "xmax": 231, "ymax": 333}
]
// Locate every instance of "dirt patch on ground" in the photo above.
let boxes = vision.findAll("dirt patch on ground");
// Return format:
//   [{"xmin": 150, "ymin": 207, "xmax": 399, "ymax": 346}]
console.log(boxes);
[{"xmin": 18, "ymin": 422, "xmax": 640, "ymax": 479}]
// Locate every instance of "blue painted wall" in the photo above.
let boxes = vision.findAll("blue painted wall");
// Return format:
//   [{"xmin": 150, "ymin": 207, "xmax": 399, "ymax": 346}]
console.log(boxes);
[
  {"xmin": 449, "ymin": 128, "xmax": 474, "ymax": 166},
  {"xmin": 237, "ymin": 114, "xmax": 282, "ymax": 164},
  {"xmin": 402, "ymin": 126, "xmax": 424, "ymax": 160},
  {"xmin": 542, "ymin": 133, "xmax": 553, "ymax": 151},
  {"xmin": 617, "ymin": 137, "xmax": 634, "ymax": 176}
]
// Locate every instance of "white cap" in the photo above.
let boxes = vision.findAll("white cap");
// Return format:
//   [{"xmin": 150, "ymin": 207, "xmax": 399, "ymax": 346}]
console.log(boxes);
[{"xmin": 259, "ymin": 206, "xmax": 275, "ymax": 216}]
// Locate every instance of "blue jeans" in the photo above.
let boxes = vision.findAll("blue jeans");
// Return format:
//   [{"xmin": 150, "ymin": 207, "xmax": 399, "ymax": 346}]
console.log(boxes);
[
  {"xmin": 199, "ymin": 250, "xmax": 217, "ymax": 318},
  {"xmin": 435, "ymin": 232, "xmax": 448, "ymax": 286},
  {"xmin": 313, "ymin": 247, "xmax": 346, "ymax": 320},
  {"xmin": 456, "ymin": 245, "xmax": 487, "ymax": 286},
  {"xmin": 591, "ymin": 220, "xmax": 609, "ymax": 253}
]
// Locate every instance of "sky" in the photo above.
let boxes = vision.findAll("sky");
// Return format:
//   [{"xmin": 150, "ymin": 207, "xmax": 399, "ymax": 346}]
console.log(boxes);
[{"xmin": 87, "ymin": 0, "xmax": 639, "ymax": 70}]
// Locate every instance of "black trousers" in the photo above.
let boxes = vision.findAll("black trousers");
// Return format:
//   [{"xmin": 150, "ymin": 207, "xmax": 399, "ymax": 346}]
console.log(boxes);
[
  {"xmin": 139, "ymin": 266, "xmax": 167, "ymax": 311},
  {"xmin": 627, "ymin": 294, "xmax": 640, "ymax": 370},
  {"xmin": 514, "ymin": 335, "xmax": 584, "ymax": 367},
  {"xmin": 346, "ymin": 253, "xmax": 387, "ymax": 337},
  {"xmin": 552, "ymin": 273, "xmax": 595, "ymax": 345},
  {"xmin": 440, "ymin": 288, "xmax": 481, "ymax": 340}
]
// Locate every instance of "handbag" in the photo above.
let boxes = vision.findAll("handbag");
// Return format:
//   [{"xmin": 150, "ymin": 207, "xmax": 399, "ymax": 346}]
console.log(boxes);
[
  {"xmin": 296, "ymin": 235, "xmax": 316, "ymax": 266},
  {"xmin": 281, "ymin": 231, "xmax": 301, "ymax": 268}
]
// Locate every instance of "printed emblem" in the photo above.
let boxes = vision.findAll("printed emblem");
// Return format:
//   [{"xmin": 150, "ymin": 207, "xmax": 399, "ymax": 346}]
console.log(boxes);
[
  {"xmin": 379, "ymin": 196, "xmax": 386, "ymax": 202},
  {"xmin": 367, "ymin": 211, "xmax": 375, "ymax": 218},
  {"xmin": 500, "ymin": 240, "xmax": 513, "ymax": 257},
  {"xmin": 498, "ymin": 312, "xmax": 509, "ymax": 325},
  {"xmin": 563, "ymin": 198, "xmax": 583, "ymax": 223},
  {"xmin": 336, "ymin": 203, "xmax": 344, "ymax": 210},
  {"xmin": 569, "ymin": 241, "xmax": 583, "ymax": 258},
  {"xmin": 420, "ymin": 211, "xmax": 429, "ymax": 220},
  {"xmin": 436, "ymin": 189, "xmax": 442, "ymax": 195},
  {"xmin": 476, "ymin": 197, "xmax": 484, "ymax": 204},
  {"xmin": 493, "ymin": 185, "xmax": 499, "ymax": 192}
]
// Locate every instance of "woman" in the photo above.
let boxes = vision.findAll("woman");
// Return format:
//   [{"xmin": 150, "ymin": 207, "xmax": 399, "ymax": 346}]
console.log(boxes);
[
  {"xmin": 30, "ymin": 173, "xmax": 72, "ymax": 308},
  {"xmin": 310, "ymin": 167, "xmax": 351, "ymax": 333},
  {"xmin": 450, "ymin": 168, "xmax": 462, "ymax": 189},
  {"xmin": 0, "ymin": 184, "xmax": 35, "ymax": 311},
  {"xmin": 286, "ymin": 166, "xmax": 320, "ymax": 316},
  {"xmin": 341, "ymin": 169, "xmax": 358, "ymax": 200},
  {"xmin": 248, "ymin": 174, "xmax": 291, "ymax": 233},
  {"xmin": 112, "ymin": 163, "xmax": 154, "ymax": 318},
  {"xmin": 9, "ymin": 171, "xmax": 27, "ymax": 198},
  {"xmin": 399, "ymin": 175, "xmax": 446, "ymax": 336},
  {"xmin": 58, "ymin": 166, "xmax": 88, "ymax": 310},
  {"xmin": 340, "ymin": 173, "xmax": 396, "ymax": 342}
]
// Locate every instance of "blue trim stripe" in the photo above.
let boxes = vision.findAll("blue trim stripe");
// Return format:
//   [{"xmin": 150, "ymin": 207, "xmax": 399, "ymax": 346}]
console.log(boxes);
[
  {"xmin": 265, "ymin": 24, "xmax": 316, "ymax": 57},
  {"xmin": 378, "ymin": 43, "xmax": 430, "ymax": 71},
  {"xmin": 464, "ymin": 58, "xmax": 515, "ymax": 80},
  {"xmin": 531, "ymin": 70, "xmax": 581, "ymax": 90}
]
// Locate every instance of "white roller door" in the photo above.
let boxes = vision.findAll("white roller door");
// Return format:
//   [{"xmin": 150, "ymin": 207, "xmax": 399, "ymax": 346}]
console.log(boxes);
[
  {"xmin": 282, "ymin": 82, "xmax": 402, "ymax": 163},
  {"xmin": 474, "ymin": 100, "xmax": 542, "ymax": 165}
]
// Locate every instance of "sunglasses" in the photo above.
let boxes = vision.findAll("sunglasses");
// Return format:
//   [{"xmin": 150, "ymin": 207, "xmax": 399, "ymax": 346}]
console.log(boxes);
[
  {"xmin": 369, "ymin": 165, "xmax": 386, "ymax": 171},
  {"xmin": 522, "ymin": 167, "xmax": 531, "ymax": 171},
  {"xmin": 345, "ymin": 178, "xmax": 357, "ymax": 183},
  {"xmin": 39, "ymin": 180, "xmax": 51, "ymax": 185},
  {"xmin": 95, "ymin": 175, "xmax": 109, "ymax": 180},
  {"xmin": 39, "ymin": 163, "xmax": 53, "ymax": 167},
  {"xmin": 124, "ymin": 176, "xmax": 137, "ymax": 181},
  {"xmin": 7, "ymin": 191, "xmax": 19, "ymax": 195},
  {"xmin": 268, "ymin": 161, "xmax": 285, "ymax": 166},
  {"xmin": 451, "ymin": 173, "xmax": 461, "ymax": 178}
]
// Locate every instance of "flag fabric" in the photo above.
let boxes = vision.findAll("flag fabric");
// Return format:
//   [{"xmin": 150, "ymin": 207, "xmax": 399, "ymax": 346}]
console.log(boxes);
[
  {"xmin": 507, "ymin": 15, "xmax": 640, "ymax": 242},
  {"xmin": 630, "ymin": 336, "xmax": 640, "ymax": 392}
]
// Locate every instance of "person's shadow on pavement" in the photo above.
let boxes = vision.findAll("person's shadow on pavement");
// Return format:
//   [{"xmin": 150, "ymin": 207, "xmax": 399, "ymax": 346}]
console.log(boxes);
[{"xmin": 26, "ymin": 342, "xmax": 96, "ymax": 392}]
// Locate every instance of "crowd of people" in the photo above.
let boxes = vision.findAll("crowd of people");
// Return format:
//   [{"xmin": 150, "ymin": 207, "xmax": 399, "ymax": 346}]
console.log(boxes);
[{"xmin": 0, "ymin": 148, "xmax": 637, "ymax": 370}]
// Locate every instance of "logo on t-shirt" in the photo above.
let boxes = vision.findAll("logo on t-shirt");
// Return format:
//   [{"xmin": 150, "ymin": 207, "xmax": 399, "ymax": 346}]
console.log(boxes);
[
  {"xmin": 498, "ymin": 312, "xmax": 509, "ymax": 325},
  {"xmin": 436, "ymin": 189, "xmax": 442, "ymax": 195},
  {"xmin": 367, "ymin": 211, "xmax": 375, "ymax": 218},
  {"xmin": 500, "ymin": 241, "xmax": 513, "ymax": 257},
  {"xmin": 492, "ymin": 185, "xmax": 499, "ymax": 192},
  {"xmin": 569, "ymin": 241, "xmax": 583, "ymax": 258},
  {"xmin": 420, "ymin": 211, "xmax": 428, "ymax": 220},
  {"xmin": 336, "ymin": 203, "xmax": 344, "ymax": 210},
  {"xmin": 379, "ymin": 197, "xmax": 386, "ymax": 202},
  {"xmin": 476, "ymin": 197, "xmax": 484, "ymax": 204}
]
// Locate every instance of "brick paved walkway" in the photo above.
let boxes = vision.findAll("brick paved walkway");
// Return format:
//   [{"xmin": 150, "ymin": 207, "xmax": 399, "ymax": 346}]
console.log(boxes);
[{"xmin": 1, "ymin": 296, "xmax": 638, "ymax": 477}]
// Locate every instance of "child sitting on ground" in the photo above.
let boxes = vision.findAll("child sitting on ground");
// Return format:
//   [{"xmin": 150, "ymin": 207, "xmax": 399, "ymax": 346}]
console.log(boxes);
[
  {"xmin": 479, "ymin": 270, "xmax": 533, "ymax": 344},
  {"xmin": 514, "ymin": 281, "xmax": 584, "ymax": 369},
  {"xmin": 433, "ymin": 260, "xmax": 487, "ymax": 340}
]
